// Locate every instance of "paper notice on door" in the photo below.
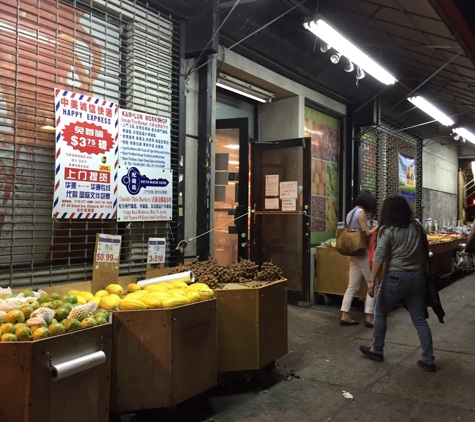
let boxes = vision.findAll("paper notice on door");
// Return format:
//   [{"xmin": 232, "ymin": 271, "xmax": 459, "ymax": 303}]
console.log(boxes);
[
  {"xmin": 280, "ymin": 181, "xmax": 298, "ymax": 199},
  {"xmin": 281, "ymin": 198, "xmax": 296, "ymax": 211},
  {"xmin": 265, "ymin": 197, "xmax": 280, "ymax": 209},
  {"xmin": 265, "ymin": 174, "xmax": 279, "ymax": 196}
]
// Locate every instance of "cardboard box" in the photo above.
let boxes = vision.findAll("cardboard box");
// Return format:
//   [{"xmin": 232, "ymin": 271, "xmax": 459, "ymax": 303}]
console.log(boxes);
[
  {"xmin": 0, "ymin": 322, "xmax": 112, "ymax": 422},
  {"xmin": 315, "ymin": 246, "xmax": 367, "ymax": 298},
  {"xmin": 109, "ymin": 299, "xmax": 217, "ymax": 413},
  {"xmin": 214, "ymin": 279, "xmax": 288, "ymax": 373}
]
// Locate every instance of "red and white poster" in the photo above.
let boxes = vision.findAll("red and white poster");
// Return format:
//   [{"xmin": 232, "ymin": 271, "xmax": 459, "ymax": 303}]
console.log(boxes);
[{"xmin": 53, "ymin": 88, "xmax": 119, "ymax": 219}]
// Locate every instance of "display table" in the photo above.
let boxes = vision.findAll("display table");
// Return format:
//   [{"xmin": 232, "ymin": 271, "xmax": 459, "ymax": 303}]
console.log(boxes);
[
  {"xmin": 314, "ymin": 246, "xmax": 367, "ymax": 298},
  {"xmin": 429, "ymin": 239, "xmax": 465, "ymax": 278}
]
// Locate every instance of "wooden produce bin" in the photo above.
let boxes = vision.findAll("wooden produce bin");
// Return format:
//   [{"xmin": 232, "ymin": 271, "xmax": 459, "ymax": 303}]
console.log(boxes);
[
  {"xmin": 214, "ymin": 279, "xmax": 288, "ymax": 373},
  {"xmin": 0, "ymin": 322, "xmax": 112, "ymax": 422},
  {"xmin": 315, "ymin": 246, "xmax": 366, "ymax": 298},
  {"xmin": 109, "ymin": 299, "xmax": 217, "ymax": 414}
]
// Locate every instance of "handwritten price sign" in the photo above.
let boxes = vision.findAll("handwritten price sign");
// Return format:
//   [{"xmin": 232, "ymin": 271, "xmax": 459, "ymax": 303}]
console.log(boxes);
[
  {"xmin": 96, "ymin": 234, "xmax": 121, "ymax": 263},
  {"xmin": 148, "ymin": 237, "xmax": 166, "ymax": 264}
]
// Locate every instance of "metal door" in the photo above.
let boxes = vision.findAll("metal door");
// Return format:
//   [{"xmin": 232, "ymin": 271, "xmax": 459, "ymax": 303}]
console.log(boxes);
[{"xmin": 251, "ymin": 138, "xmax": 311, "ymax": 304}]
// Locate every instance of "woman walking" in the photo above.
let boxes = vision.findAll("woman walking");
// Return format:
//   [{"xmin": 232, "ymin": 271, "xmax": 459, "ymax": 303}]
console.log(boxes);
[
  {"xmin": 359, "ymin": 194, "xmax": 436, "ymax": 372},
  {"xmin": 340, "ymin": 190, "xmax": 377, "ymax": 327}
]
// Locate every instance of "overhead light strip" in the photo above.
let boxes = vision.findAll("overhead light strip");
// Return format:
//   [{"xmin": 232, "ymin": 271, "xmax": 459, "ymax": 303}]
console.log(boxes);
[
  {"xmin": 304, "ymin": 16, "xmax": 397, "ymax": 85},
  {"xmin": 407, "ymin": 96, "xmax": 455, "ymax": 126},
  {"xmin": 453, "ymin": 127, "xmax": 475, "ymax": 144},
  {"xmin": 217, "ymin": 73, "xmax": 274, "ymax": 103}
]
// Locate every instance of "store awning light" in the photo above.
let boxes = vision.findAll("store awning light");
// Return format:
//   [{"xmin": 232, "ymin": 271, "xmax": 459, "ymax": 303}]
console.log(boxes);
[
  {"xmin": 453, "ymin": 127, "xmax": 475, "ymax": 144},
  {"xmin": 217, "ymin": 73, "xmax": 274, "ymax": 103},
  {"xmin": 303, "ymin": 16, "xmax": 397, "ymax": 85},
  {"xmin": 407, "ymin": 96, "xmax": 455, "ymax": 126}
]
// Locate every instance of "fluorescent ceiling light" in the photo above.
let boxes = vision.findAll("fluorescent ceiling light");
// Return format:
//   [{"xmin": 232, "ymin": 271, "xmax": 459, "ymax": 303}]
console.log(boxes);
[
  {"xmin": 217, "ymin": 73, "xmax": 274, "ymax": 103},
  {"xmin": 454, "ymin": 127, "xmax": 475, "ymax": 144},
  {"xmin": 408, "ymin": 96, "xmax": 454, "ymax": 126},
  {"xmin": 224, "ymin": 145, "xmax": 240, "ymax": 150},
  {"xmin": 304, "ymin": 16, "xmax": 397, "ymax": 85}
]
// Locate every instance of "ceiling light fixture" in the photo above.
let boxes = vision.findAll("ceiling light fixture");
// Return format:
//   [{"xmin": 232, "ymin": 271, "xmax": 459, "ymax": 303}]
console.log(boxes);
[
  {"xmin": 217, "ymin": 73, "xmax": 274, "ymax": 103},
  {"xmin": 330, "ymin": 52, "xmax": 341, "ymax": 64},
  {"xmin": 453, "ymin": 127, "xmax": 475, "ymax": 144},
  {"xmin": 304, "ymin": 16, "xmax": 397, "ymax": 85},
  {"xmin": 356, "ymin": 66, "xmax": 365, "ymax": 80},
  {"xmin": 344, "ymin": 59, "xmax": 354, "ymax": 73},
  {"xmin": 320, "ymin": 43, "xmax": 331, "ymax": 53},
  {"xmin": 407, "ymin": 96, "xmax": 455, "ymax": 126}
]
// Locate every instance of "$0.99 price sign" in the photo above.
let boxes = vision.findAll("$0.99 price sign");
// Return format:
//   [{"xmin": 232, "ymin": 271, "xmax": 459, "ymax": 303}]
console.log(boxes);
[
  {"xmin": 96, "ymin": 234, "xmax": 121, "ymax": 263},
  {"xmin": 148, "ymin": 238, "xmax": 166, "ymax": 264}
]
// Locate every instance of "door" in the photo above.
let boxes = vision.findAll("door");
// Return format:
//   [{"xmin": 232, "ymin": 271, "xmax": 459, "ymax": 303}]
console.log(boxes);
[
  {"xmin": 214, "ymin": 118, "xmax": 250, "ymax": 266},
  {"xmin": 251, "ymin": 138, "xmax": 311, "ymax": 304}
]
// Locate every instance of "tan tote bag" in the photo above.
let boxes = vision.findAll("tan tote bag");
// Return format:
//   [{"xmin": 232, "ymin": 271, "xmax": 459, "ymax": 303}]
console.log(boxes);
[{"xmin": 335, "ymin": 209, "xmax": 366, "ymax": 256}]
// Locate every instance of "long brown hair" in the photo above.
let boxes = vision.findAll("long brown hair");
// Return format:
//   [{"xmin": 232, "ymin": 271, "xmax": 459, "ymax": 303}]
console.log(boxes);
[{"xmin": 378, "ymin": 194, "xmax": 413, "ymax": 234}]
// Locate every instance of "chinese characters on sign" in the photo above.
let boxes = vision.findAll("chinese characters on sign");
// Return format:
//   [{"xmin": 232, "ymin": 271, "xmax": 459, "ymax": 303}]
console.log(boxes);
[
  {"xmin": 96, "ymin": 234, "xmax": 121, "ymax": 263},
  {"xmin": 117, "ymin": 110, "xmax": 173, "ymax": 221},
  {"xmin": 53, "ymin": 89, "xmax": 118, "ymax": 219},
  {"xmin": 147, "ymin": 238, "xmax": 166, "ymax": 264}
]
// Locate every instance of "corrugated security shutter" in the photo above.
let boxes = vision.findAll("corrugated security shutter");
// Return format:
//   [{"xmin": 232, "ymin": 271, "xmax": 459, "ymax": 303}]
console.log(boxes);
[{"xmin": 0, "ymin": 0, "xmax": 180, "ymax": 287}]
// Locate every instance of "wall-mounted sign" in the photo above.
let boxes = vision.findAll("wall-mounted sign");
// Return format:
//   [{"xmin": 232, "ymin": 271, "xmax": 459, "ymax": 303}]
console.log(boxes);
[
  {"xmin": 117, "ymin": 109, "xmax": 173, "ymax": 221},
  {"xmin": 53, "ymin": 89, "xmax": 119, "ymax": 219},
  {"xmin": 398, "ymin": 152, "xmax": 416, "ymax": 200}
]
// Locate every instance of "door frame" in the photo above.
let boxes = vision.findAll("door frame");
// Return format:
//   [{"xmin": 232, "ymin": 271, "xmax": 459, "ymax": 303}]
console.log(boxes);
[
  {"xmin": 215, "ymin": 118, "xmax": 250, "ymax": 260},
  {"xmin": 251, "ymin": 138, "xmax": 311, "ymax": 304}
]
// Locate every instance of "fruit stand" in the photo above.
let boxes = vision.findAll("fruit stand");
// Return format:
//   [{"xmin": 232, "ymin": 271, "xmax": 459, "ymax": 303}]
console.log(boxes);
[
  {"xmin": 427, "ymin": 236, "xmax": 466, "ymax": 278},
  {"xmin": 149, "ymin": 259, "xmax": 289, "ymax": 374},
  {"xmin": 0, "ymin": 318, "xmax": 112, "ymax": 422},
  {"xmin": 315, "ymin": 246, "xmax": 367, "ymax": 299},
  {"xmin": 109, "ymin": 299, "xmax": 217, "ymax": 414}
]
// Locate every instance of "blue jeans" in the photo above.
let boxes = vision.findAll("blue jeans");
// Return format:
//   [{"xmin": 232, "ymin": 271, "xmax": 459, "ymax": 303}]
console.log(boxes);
[{"xmin": 373, "ymin": 270, "xmax": 435, "ymax": 364}]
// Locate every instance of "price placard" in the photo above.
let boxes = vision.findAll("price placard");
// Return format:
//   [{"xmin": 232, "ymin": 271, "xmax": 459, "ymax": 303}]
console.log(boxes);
[
  {"xmin": 96, "ymin": 234, "xmax": 121, "ymax": 263},
  {"xmin": 147, "ymin": 237, "xmax": 166, "ymax": 264}
]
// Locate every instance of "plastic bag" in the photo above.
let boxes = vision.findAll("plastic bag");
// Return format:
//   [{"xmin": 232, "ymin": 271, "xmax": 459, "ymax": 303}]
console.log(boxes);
[{"xmin": 455, "ymin": 253, "xmax": 473, "ymax": 271}]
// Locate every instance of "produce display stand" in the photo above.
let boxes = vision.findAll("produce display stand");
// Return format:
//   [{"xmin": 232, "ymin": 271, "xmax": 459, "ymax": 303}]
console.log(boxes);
[
  {"xmin": 109, "ymin": 299, "xmax": 217, "ymax": 415},
  {"xmin": 315, "ymin": 246, "xmax": 366, "ymax": 299},
  {"xmin": 0, "ymin": 319, "xmax": 112, "ymax": 422},
  {"xmin": 144, "ymin": 268, "xmax": 289, "ymax": 374},
  {"xmin": 429, "ymin": 239, "xmax": 465, "ymax": 278},
  {"xmin": 214, "ymin": 279, "xmax": 288, "ymax": 373}
]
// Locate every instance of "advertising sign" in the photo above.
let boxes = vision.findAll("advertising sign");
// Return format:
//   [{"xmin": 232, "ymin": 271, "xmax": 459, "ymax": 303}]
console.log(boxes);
[
  {"xmin": 117, "ymin": 108, "xmax": 173, "ymax": 221},
  {"xmin": 53, "ymin": 88, "xmax": 119, "ymax": 219},
  {"xmin": 398, "ymin": 152, "xmax": 416, "ymax": 200}
]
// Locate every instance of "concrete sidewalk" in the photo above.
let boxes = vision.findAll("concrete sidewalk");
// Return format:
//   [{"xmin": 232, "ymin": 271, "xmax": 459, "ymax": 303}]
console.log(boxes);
[{"xmin": 129, "ymin": 272, "xmax": 475, "ymax": 422}]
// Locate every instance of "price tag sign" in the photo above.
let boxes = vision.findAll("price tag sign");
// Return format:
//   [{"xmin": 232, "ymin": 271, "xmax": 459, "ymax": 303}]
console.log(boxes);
[
  {"xmin": 147, "ymin": 237, "xmax": 166, "ymax": 264},
  {"xmin": 96, "ymin": 234, "xmax": 121, "ymax": 263}
]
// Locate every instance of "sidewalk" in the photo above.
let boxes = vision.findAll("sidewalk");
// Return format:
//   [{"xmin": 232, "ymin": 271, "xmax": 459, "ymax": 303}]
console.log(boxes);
[{"xmin": 127, "ymin": 272, "xmax": 475, "ymax": 421}]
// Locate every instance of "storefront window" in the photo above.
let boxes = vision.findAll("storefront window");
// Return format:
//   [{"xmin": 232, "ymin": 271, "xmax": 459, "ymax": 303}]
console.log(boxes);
[{"xmin": 304, "ymin": 107, "xmax": 340, "ymax": 244}]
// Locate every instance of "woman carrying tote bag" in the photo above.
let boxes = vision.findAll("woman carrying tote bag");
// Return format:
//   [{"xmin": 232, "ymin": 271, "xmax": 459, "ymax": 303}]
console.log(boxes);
[{"xmin": 340, "ymin": 190, "xmax": 377, "ymax": 327}]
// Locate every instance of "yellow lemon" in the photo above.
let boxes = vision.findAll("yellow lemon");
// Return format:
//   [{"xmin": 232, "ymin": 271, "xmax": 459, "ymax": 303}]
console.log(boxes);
[
  {"xmin": 99, "ymin": 296, "xmax": 119, "ymax": 311},
  {"xmin": 77, "ymin": 291, "xmax": 94, "ymax": 302},
  {"xmin": 186, "ymin": 292, "xmax": 201, "ymax": 303},
  {"xmin": 67, "ymin": 290, "xmax": 80, "ymax": 295},
  {"xmin": 95, "ymin": 290, "xmax": 109, "ymax": 297},
  {"xmin": 76, "ymin": 295, "xmax": 87, "ymax": 305},
  {"xmin": 108, "ymin": 294, "xmax": 121, "ymax": 302},
  {"xmin": 127, "ymin": 283, "xmax": 141, "ymax": 293},
  {"xmin": 170, "ymin": 281, "xmax": 188, "ymax": 289},
  {"xmin": 106, "ymin": 284, "xmax": 124, "ymax": 296},
  {"xmin": 186, "ymin": 283, "xmax": 210, "ymax": 292},
  {"xmin": 92, "ymin": 296, "xmax": 101, "ymax": 306}
]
